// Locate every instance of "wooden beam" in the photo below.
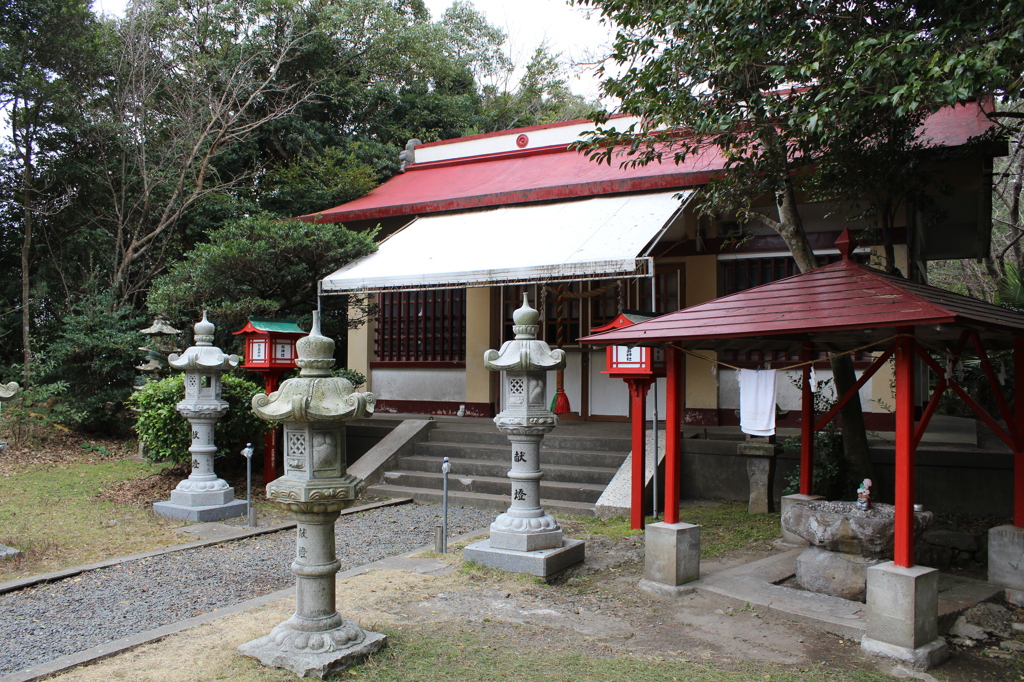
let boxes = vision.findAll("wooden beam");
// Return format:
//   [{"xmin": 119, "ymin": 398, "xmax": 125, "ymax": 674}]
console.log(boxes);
[{"xmin": 814, "ymin": 343, "xmax": 895, "ymax": 432}]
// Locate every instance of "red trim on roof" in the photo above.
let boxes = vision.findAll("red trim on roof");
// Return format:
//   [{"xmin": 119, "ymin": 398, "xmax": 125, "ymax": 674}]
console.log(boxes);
[
  {"xmin": 301, "ymin": 103, "xmax": 993, "ymax": 224},
  {"xmin": 414, "ymin": 114, "xmax": 634, "ymax": 149}
]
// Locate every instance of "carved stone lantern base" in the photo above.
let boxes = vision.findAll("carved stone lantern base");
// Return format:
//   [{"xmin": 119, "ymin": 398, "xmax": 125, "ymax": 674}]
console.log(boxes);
[{"xmin": 238, "ymin": 621, "xmax": 386, "ymax": 679}]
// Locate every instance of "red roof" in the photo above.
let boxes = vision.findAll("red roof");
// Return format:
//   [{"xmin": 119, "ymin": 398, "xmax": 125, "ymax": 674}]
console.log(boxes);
[
  {"xmin": 579, "ymin": 256, "xmax": 1024, "ymax": 352},
  {"xmin": 301, "ymin": 103, "xmax": 993, "ymax": 224}
]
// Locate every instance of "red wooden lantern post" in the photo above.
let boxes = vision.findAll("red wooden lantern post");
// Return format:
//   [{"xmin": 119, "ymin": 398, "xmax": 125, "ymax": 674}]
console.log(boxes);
[
  {"xmin": 233, "ymin": 318, "xmax": 305, "ymax": 484},
  {"xmin": 591, "ymin": 312, "xmax": 665, "ymax": 530}
]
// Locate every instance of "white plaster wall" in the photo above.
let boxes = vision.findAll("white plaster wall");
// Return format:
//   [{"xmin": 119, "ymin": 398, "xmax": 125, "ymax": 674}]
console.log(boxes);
[
  {"xmin": 371, "ymin": 368, "xmax": 466, "ymax": 402},
  {"xmin": 589, "ymin": 356, "xmax": 628, "ymax": 416},
  {"xmin": 718, "ymin": 368, "xmax": 877, "ymax": 412},
  {"xmin": 587, "ymin": 357, "xmax": 666, "ymax": 418}
]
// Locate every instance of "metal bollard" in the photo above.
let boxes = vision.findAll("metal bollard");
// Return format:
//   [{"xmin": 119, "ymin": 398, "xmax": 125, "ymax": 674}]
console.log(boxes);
[
  {"xmin": 441, "ymin": 456, "xmax": 450, "ymax": 553},
  {"xmin": 241, "ymin": 442, "xmax": 257, "ymax": 527}
]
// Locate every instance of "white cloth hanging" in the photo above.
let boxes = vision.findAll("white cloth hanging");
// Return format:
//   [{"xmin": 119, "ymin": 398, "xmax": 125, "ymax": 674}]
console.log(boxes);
[
  {"xmin": 738, "ymin": 368, "xmax": 778, "ymax": 436},
  {"xmin": 809, "ymin": 366, "xmax": 818, "ymax": 393}
]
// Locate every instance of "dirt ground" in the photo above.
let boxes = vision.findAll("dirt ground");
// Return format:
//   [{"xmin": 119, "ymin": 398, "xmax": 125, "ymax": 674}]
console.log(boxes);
[{"xmin": 46, "ymin": 525, "xmax": 1022, "ymax": 682}]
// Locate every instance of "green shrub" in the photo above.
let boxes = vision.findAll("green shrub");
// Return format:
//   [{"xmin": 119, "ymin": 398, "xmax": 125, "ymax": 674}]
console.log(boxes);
[{"xmin": 129, "ymin": 373, "xmax": 269, "ymax": 463}]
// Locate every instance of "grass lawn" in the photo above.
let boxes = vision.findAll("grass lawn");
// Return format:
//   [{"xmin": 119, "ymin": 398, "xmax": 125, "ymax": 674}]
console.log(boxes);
[
  {"xmin": 0, "ymin": 440, "xmax": 184, "ymax": 582},
  {"xmin": 573, "ymin": 500, "xmax": 781, "ymax": 557}
]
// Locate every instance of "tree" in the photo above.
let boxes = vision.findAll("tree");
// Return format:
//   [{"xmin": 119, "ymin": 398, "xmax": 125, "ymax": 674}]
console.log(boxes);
[
  {"xmin": 81, "ymin": 0, "xmax": 329, "ymax": 304},
  {"xmin": 0, "ymin": 0, "xmax": 99, "ymax": 382},
  {"xmin": 479, "ymin": 44, "xmax": 596, "ymax": 132},
  {"xmin": 570, "ymin": 0, "xmax": 1024, "ymax": 484},
  {"xmin": 147, "ymin": 213, "xmax": 377, "ymax": 333}
]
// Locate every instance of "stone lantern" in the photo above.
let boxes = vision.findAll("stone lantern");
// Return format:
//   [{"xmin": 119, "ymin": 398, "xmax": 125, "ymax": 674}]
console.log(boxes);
[
  {"xmin": 154, "ymin": 312, "xmax": 247, "ymax": 522},
  {"xmin": 464, "ymin": 294, "xmax": 585, "ymax": 578},
  {"xmin": 238, "ymin": 312, "xmax": 385, "ymax": 678}
]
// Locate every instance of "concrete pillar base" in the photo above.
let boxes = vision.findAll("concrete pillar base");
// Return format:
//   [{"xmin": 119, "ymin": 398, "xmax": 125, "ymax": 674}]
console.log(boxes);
[
  {"xmin": 463, "ymin": 538, "xmax": 585, "ymax": 579},
  {"xmin": 988, "ymin": 525, "xmax": 1024, "ymax": 593},
  {"xmin": 638, "ymin": 578, "xmax": 698, "ymax": 598},
  {"xmin": 779, "ymin": 494, "xmax": 824, "ymax": 545},
  {"xmin": 644, "ymin": 522, "xmax": 700, "ymax": 587},
  {"xmin": 860, "ymin": 635, "xmax": 949, "ymax": 671},
  {"xmin": 863, "ymin": 561, "xmax": 946, "ymax": 670}
]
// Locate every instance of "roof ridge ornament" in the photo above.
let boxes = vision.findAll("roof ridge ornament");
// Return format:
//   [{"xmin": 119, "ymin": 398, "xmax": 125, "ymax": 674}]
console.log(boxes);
[{"xmin": 836, "ymin": 228, "xmax": 855, "ymax": 261}]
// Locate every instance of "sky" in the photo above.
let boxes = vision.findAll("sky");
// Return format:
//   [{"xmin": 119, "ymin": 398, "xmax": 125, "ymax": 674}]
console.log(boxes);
[{"xmin": 90, "ymin": 0, "xmax": 616, "ymax": 100}]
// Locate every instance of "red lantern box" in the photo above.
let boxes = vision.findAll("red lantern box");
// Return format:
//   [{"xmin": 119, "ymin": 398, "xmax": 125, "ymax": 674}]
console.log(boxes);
[
  {"xmin": 590, "ymin": 311, "xmax": 665, "ymax": 379},
  {"xmin": 233, "ymin": 317, "xmax": 306, "ymax": 484},
  {"xmin": 233, "ymin": 317, "xmax": 306, "ymax": 377}
]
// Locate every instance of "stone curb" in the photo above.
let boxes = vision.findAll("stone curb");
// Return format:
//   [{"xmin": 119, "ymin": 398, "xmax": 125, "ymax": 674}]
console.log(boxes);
[
  {"xmin": 0, "ymin": 497, "xmax": 413, "ymax": 596},
  {"xmin": 0, "ymin": 521, "xmax": 490, "ymax": 682}
]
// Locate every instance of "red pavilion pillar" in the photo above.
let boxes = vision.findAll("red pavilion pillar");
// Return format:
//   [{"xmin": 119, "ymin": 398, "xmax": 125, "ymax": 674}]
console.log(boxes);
[
  {"xmin": 627, "ymin": 378, "xmax": 653, "ymax": 530},
  {"xmin": 894, "ymin": 328, "xmax": 916, "ymax": 568},
  {"xmin": 664, "ymin": 346, "xmax": 682, "ymax": 524}
]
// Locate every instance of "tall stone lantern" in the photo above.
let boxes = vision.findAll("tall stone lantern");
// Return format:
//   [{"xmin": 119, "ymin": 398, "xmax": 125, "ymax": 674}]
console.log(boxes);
[
  {"xmin": 238, "ymin": 312, "xmax": 385, "ymax": 678},
  {"xmin": 153, "ymin": 312, "xmax": 247, "ymax": 522},
  {"xmin": 464, "ymin": 294, "xmax": 585, "ymax": 578}
]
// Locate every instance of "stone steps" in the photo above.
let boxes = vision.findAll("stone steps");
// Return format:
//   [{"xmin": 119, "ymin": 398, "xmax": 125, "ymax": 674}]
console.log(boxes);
[
  {"xmin": 365, "ymin": 419, "xmax": 631, "ymax": 515},
  {"xmin": 365, "ymin": 483, "xmax": 599, "ymax": 517}
]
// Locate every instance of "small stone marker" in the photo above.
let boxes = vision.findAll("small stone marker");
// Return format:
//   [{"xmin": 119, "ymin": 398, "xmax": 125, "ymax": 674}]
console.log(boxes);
[
  {"xmin": 154, "ymin": 312, "xmax": 247, "ymax": 522},
  {"xmin": 463, "ymin": 294, "xmax": 585, "ymax": 578},
  {"xmin": 238, "ymin": 312, "xmax": 385, "ymax": 678}
]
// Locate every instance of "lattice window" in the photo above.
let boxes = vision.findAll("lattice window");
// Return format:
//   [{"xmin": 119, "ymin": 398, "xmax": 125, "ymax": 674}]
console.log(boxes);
[
  {"xmin": 509, "ymin": 378, "xmax": 524, "ymax": 395},
  {"xmin": 375, "ymin": 289, "xmax": 466, "ymax": 363}
]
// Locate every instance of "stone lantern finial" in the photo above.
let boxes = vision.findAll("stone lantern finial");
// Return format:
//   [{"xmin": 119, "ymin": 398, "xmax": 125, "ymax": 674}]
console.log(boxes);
[
  {"xmin": 194, "ymin": 310, "xmax": 215, "ymax": 346},
  {"xmin": 294, "ymin": 311, "xmax": 335, "ymax": 377}
]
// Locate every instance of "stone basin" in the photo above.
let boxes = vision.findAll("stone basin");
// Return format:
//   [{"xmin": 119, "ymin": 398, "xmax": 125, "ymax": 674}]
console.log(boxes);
[{"xmin": 782, "ymin": 500, "xmax": 933, "ymax": 559}]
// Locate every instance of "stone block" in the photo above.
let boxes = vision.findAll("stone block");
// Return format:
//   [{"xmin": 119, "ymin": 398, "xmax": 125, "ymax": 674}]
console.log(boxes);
[
  {"xmin": 744, "ymin": 453, "xmax": 775, "ymax": 514},
  {"xmin": 489, "ymin": 529, "xmax": 563, "ymax": 552},
  {"xmin": 644, "ymin": 522, "xmax": 700, "ymax": 587},
  {"xmin": 169, "ymin": 486, "xmax": 236, "ymax": 508},
  {"xmin": 463, "ymin": 538, "xmax": 585, "ymax": 579},
  {"xmin": 863, "ymin": 561, "xmax": 947, "ymax": 670},
  {"xmin": 153, "ymin": 498, "xmax": 248, "ymax": 522},
  {"xmin": 988, "ymin": 525, "xmax": 1024, "ymax": 592},
  {"xmin": 795, "ymin": 546, "xmax": 881, "ymax": 601},
  {"xmin": 779, "ymin": 494, "xmax": 823, "ymax": 545},
  {"xmin": 0, "ymin": 543, "xmax": 22, "ymax": 560}
]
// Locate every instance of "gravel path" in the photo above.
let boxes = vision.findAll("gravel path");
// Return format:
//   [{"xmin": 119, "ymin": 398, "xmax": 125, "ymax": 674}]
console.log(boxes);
[{"xmin": 0, "ymin": 503, "xmax": 494, "ymax": 675}]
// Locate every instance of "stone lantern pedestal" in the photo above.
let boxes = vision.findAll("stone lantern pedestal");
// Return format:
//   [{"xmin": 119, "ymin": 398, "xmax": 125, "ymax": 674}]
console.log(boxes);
[
  {"xmin": 463, "ymin": 295, "xmax": 585, "ymax": 578},
  {"xmin": 154, "ymin": 312, "xmax": 247, "ymax": 522},
  {"xmin": 238, "ymin": 313, "xmax": 385, "ymax": 678}
]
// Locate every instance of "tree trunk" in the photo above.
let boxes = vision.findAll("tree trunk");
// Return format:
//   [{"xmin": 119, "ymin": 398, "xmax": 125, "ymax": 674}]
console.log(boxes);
[
  {"xmin": 774, "ymin": 174, "xmax": 875, "ymax": 491},
  {"xmin": 20, "ymin": 143, "xmax": 33, "ymax": 386}
]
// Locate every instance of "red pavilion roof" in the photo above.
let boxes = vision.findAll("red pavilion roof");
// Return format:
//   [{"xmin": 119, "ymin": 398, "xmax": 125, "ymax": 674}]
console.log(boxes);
[{"xmin": 579, "ymin": 256, "xmax": 1024, "ymax": 353}]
